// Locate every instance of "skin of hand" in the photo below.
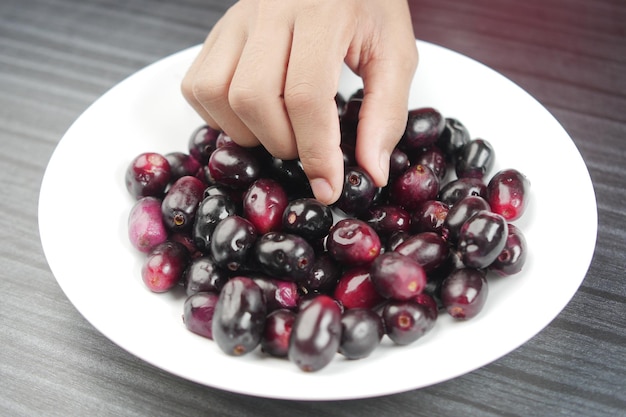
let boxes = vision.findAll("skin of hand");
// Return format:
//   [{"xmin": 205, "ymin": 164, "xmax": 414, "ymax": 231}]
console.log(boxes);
[{"xmin": 181, "ymin": 0, "xmax": 418, "ymax": 205}]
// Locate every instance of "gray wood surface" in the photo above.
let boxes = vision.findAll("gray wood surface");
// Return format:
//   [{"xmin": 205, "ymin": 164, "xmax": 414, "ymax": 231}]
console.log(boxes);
[{"xmin": 1, "ymin": 0, "xmax": 624, "ymax": 415}]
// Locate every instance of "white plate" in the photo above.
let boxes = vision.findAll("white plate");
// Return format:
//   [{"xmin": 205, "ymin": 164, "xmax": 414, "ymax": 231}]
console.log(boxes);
[{"xmin": 39, "ymin": 40, "xmax": 597, "ymax": 400}]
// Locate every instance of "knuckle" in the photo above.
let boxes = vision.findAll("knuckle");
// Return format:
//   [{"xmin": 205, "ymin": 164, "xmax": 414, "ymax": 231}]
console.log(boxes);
[
  {"xmin": 284, "ymin": 82, "xmax": 325, "ymax": 112},
  {"xmin": 190, "ymin": 76, "xmax": 228, "ymax": 106}
]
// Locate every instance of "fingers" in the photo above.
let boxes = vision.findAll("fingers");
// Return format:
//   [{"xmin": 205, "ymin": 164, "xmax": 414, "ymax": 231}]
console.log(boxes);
[
  {"xmin": 181, "ymin": 6, "xmax": 260, "ymax": 147},
  {"xmin": 354, "ymin": 5, "xmax": 418, "ymax": 187},
  {"xmin": 228, "ymin": 8, "xmax": 298, "ymax": 159},
  {"xmin": 284, "ymin": 10, "xmax": 354, "ymax": 204}
]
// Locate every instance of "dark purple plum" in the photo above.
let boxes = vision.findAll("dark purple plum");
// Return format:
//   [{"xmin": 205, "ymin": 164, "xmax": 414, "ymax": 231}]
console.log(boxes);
[
  {"xmin": 442, "ymin": 195, "xmax": 491, "ymax": 243},
  {"xmin": 183, "ymin": 292, "xmax": 220, "ymax": 339},
  {"xmin": 243, "ymin": 178, "xmax": 289, "ymax": 234},
  {"xmin": 184, "ymin": 256, "xmax": 229, "ymax": 296},
  {"xmin": 208, "ymin": 145, "xmax": 261, "ymax": 189},
  {"xmin": 262, "ymin": 309, "xmax": 296, "ymax": 358},
  {"xmin": 212, "ymin": 276, "xmax": 267, "ymax": 356},
  {"xmin": 436, "ymin": 117, "xmax": 470, "ymax": 162},
  {"xmin": 141, "ymin": 241, "xmax": 190, "ymax": 293},
  {"xmin": 487, "ymin": 168, "xmax": 531, "ymax": 221},
  {"xmin": 390, "ymin": 164, "xmax": 439, "ymax": 211},
  {"xmin": 282, "ymin": 198, "xmax": 333, "ymax": 241},
  {"xmin": 441, "ymin": 268, "xmax": 488, "ymax": 319},
  {"xmin": 301, "ymin": 252, "xmax": 341, "ymax": 295},
  {"xmin": 210, "ymin": 215, "xmax": 258, "ymax": 272},
  {"xmin": 438, "ymin": 177, "xmax": 488, "ymax": 207},
  {"xmin": 489, "ymin": 223, "xmax": 528, "ymax": 276},
  {"xmin": 192, "ymin": 194, "xmax": 237, "ymax": 251},
  {"xmin": 457, "ymin": 210, "xmax": 508, "ymax": 269},
  {"xmin": 128, "ymin": 196, "xmax": 168, "ymax": 253},
  {"xmin": 326, "ymin": 219, "xmax": 381, "ymax": 266},
  {"xmin": 253, "ymin": 232, "xmax": 315, "ymax": 283},
  {"xmin": 362, "ymin": 205, "xmax": 411, "ymax": 239},
  {"xmin": 413, "ymin": 292, "xmax": 439, "ymax": 328},
  {"xmin": 382, "ymin": 300, "xmax": 433, "ymax": 345},
  {"xmin": 161, "ymin": 175, "xmax": 205, "ymax": 232},
  {"xmin": 411, "ymin": 146, "xmax": 447, "ymax": 181},
  {"xmin": 333, "ymin": 267, "xmax": 384, "ymax": 310},
  {"xmin": 288, "ymin": 295, "xmax": 342, "ymax": 372},
  {"xmin": 339, "ymin": 308, "xmax": 384, "ymax": 360},
  {"xmin": 456, "ymin": 138, "xmax": 495, "ymax": 180},
  {"xmin": 370, "ymin": 252, "xmax": 427, "ymax": 301},
  {"xmin": 335, "ymin": 166, "xmax": 378, "ymax": 216},
  {"xmin": 389, "ymin": 148, "xmax": 411, "ymax": 179},
  {"xmin": 386, "ymin": 230, "xmax": 412, "ymax": 252},
  {"xmin": 189, "ymin": 124, "xmax": 220, "ymax": 164},
  {"xmin": 251, "ymin": 275, "xmax": 300, "ymax": 311},
  {"xmin": 266, "ymin": 158, "xmax": 312, "ymax": 198},
  {"xmin": 394, "ymin": 232, "xmax": 449, "ymax": 273},
  {"xmin": 165, "ymin": 151, "xmax": 202, "ymax": 181},
  {"xmin": 401, "ymin": 107, "xmax": 445, "ymax": 149},
  {"xmin": 125, "ymin": 152, "xmax": 171, "ymax": 199},
  {"xmin": 411, "ymin": 200, "xmax": 449, "ymax": 234}
]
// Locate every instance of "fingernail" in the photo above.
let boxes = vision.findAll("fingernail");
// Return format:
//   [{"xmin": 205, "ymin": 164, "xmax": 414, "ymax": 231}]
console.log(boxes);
[{"xmin": 310, "ymin": 178, "xmax": 334, "ymax": 204}]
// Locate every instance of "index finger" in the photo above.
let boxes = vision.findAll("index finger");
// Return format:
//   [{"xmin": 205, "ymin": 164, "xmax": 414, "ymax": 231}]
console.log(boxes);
[{"xmin": 283, "ymin": 12, "xmax": 355, "ymax": 204}]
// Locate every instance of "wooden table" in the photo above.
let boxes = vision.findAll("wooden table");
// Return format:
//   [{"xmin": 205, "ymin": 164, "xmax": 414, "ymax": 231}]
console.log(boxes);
[{"xmin": 1, "ymin": 0, "xmax": 624, "ymax": 415}]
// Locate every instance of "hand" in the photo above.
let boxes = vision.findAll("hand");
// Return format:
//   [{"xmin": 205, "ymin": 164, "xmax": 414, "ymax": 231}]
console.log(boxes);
[{"xmin": 181, "ymin": 0, "xmax": 418, "ymax": 204}]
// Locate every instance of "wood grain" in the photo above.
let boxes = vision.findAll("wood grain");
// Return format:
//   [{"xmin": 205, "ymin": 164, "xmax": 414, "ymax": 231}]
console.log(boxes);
[{"xmin": 1, "ymin": 0, "xmax": 624, "ymax": 415}]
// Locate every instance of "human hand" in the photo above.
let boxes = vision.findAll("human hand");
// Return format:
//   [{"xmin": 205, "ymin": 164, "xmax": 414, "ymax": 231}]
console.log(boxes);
[{"xmin": 181, "ymin": 0, "xmax": 418, "ymax": 204}]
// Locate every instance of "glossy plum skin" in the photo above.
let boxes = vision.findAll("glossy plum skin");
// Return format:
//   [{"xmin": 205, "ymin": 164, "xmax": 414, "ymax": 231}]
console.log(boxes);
[
  {"xmin": 442, "ymin": 195, "xmax": 491, "ymax": 243},
  {"xmin": 390, "ymin": 164, "xmax": 440, "ymax": 211},
  {"xmin": 141, "ymin": 241, "xmax": 190, "ymax": 293},
  {"xmin": 243, "ymin": 178, "xmax": 289, "ymax": 234},
  {"xmin": 301, "ymin": 253, "xmax": 341, "ymax": 295},
  {"xmin": 251, "ymin": 276, "xmax": 300, "ymax": 311},
  {"xmin": 288, "ymin": 295, "xmax": 342, "ymax": 372},
  {"xmin": 382, "ymin": 300, "xmax": 434, "ymax": 345},
  {"xmin": 192, "ymin": 194, "xmax": 237, "ymax": 251},
  {"xmin": 212, "ymin": 277, "xmax": 267, "ymax": 356},
  {"xmin": 489, "ymin": 223, "xmax": 528, "ymax": 276},
  {"xmin": 333, "ymin": 267, "xmax": 384, "ymax": 310},
  {"xmin": 436, "ymin": 117, "xmax": 471, "ymax": 162},
  {"xmin": 394, "ymin": 232, "xmax": 449, "ymax": 273},
  {"xmin": 253, "ymin": 232, "xmax": 315, "ymax": 283},
  {"xmin": 412, "ymin": 146, "xmax": 447, "ymax": 181},
  {"xmin": 165, "ymin": 151, "xmax": 202, "ymax": 181},
  {"xmin": 487, "ymin": 168, "xmax": 531, "ymax": 221},
  {"xmin": 128, "ymin": 196, "xmax": 168, "ymax": 253},
  {"xmin": 401, "ymin": 107, "xmax": 445, "ymax": 149},
  {"xmin": 362, "ymin": 205, "xmax": 411, "ymax": 239},
  {"xmin": 262, "ymin": 309, "xmax": 296, "ymax": 358},
  {"xmin": 183, "ymin": 292, "xmax": 220, "ymax": 339},
  {"xmin": 208, "ymin": 145, "xmax": 261, "ymax": 189},
  {"xmin": 125, "ymin": 152, "xmax": 171, "ymax": 199},
  {"xmin": 456, "ymin": 139, "xmax": 495, "ymax": 180},
  {"xmin": 210, "ymin": 215, "xmax": 258, "ymax": 272},
  {"xmin": 184, "ymin": 256, "xmax": 229, "ymax": 297},
  {"xmin": 441, "ymin": 268, "xmax": 489, "ymax": 319},
  {"xmin": 457, "ymin": 210, "xmax": 508, "ymax": 269},
  {"xmin": 438, "ymin": 177, "xmax": 488, "ymax": 207},
  {"xmin": 411, "ymin": 200, "xmax": 449, "ymax": 235},
  {"xmin": 326, "ymin": 219, "xmax": 381, "ymax": 266},
  {"xmin": 161, "ymin": 175, "xmax": 205, "ymax": 233},
  {"xmin": 339, "ymin": 308, "xmax": 384, "ymax": 360},
  {"xmin": 370, "ymin": 252, "xmax": 427, "ymax": 301},
  {"xmin": 335, "ymin": 166, "xmax": 378, "ymax": 216},
  {"xmin": 188, "ymin": 124, "xmax": 220, "ymax": 164},
  {"xmin": 282, "ymin": 198, "xmax": 333, "ymax": 241}
]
